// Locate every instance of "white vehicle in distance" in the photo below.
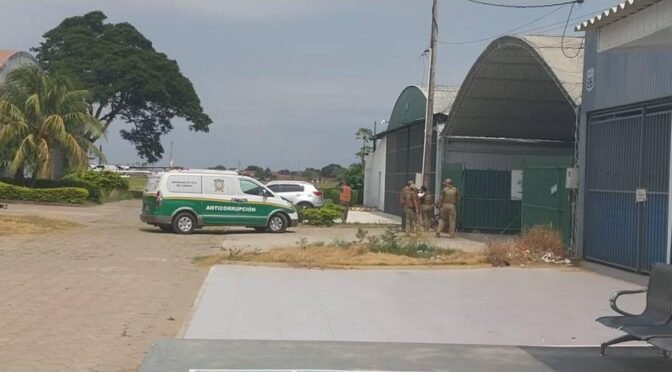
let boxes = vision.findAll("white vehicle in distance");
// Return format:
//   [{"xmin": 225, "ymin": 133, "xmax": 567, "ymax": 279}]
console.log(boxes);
[{"xmin": 266, "ymin": 180, "xmax": 324, "ymax": 209}]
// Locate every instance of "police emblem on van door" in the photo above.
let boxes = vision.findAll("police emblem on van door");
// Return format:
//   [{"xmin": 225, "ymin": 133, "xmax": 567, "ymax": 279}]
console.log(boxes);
[{"xmin": 214, "ymin": 179, "xmax": 225, "ymax": 193}]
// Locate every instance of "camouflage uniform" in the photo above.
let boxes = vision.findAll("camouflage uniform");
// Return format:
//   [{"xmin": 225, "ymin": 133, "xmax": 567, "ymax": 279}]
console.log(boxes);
[
  {"xmin": 420, "ymin": 191, "xmax": 435, "ymax": 231},
  {"xmin": 436, "ymin": 183, "xmax": 460, "ymax": 237}
]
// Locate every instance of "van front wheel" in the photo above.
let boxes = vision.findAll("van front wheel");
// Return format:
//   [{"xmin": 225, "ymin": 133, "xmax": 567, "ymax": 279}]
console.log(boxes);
[
  {"xmin": 268, "ymin": 214, "xmax": 288, "ymax": 233},
  {"xmin": 173, "ymin": 212, "xmax": 196, "ymax": 234}
]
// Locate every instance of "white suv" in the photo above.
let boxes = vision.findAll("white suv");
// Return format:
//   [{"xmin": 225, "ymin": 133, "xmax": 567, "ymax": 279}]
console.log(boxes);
[{"xmin": 266, "ymin": 181, "xmax": 324, "ymax": 208}]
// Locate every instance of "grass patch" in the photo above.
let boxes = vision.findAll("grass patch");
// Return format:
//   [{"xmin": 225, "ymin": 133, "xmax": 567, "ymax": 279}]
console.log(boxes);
[
  {"xmin": 485, "ymin": 224, "xmax": 571, "ymax": 267},
  {"xmin": 0, "ymin": 215, "xmax": 80, "ymax": 236},
  {"xmin": 194, "ymin": 227, "xmax": 487, "ymax": 268},
  {"xmin": 127, "ymin": 175, "xmax": 147, "ymax": 192}
]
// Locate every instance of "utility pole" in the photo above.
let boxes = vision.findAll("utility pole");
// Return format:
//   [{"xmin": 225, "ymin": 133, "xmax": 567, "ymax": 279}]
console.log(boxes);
[{"xmin": 422, "ymin": 0, "xmax": 438, "ymax": 189}]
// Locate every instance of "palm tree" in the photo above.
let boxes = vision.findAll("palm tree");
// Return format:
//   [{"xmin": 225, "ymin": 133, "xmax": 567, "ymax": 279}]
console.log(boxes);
[{"xmin": 0, "ymin": 65, "xmax": 104, "ymax": 181}]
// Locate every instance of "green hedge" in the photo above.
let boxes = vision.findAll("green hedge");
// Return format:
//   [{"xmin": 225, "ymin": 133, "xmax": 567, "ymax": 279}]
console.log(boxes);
[
  {"xmin": 78, "ymin": 171, "xmax": 129, "ymax": 192},
  {"xmin": 0, "ymin": 182, "xmax": 89, "ymax": 204},
  {"xmin": 0, "ymin": 177, "xmax": 102, "ymax": 203}
]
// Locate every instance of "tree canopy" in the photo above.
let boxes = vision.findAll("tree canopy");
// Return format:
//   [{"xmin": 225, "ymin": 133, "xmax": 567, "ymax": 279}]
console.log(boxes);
[
  {"xmin": 31, "ymin": 11, "xmax": 212, "ymax": 163},
  {"xmin": 0, "ymin": 66, "xmax": 103, "ymax": 180},
  {"xmin": 320, "ymin": 163, "xmax": 346, "ymax": 179}
]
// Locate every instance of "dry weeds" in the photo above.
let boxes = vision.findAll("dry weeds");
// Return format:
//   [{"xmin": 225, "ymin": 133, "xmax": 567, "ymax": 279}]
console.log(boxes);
[
  {"xmin": 486, "ymin": 224, "xmax": 570, "ymax": 267},
  {"xmin": 0, "ymin": 215, "xmax": 80, "ymax": 236},
  {"xmin": 194, "ymin": 244, "xmax": 487, "ymax": 268}
]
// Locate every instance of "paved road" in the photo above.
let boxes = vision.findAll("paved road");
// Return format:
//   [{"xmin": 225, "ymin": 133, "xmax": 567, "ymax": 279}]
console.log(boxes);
[{"xmin": 185, "ymin": 265, "xmax": 646, "ymax": 346}]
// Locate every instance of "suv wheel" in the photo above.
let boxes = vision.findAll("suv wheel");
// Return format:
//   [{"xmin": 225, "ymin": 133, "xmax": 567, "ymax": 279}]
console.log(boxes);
[
  {"xmin": 296, "ymin": 202, "xmax": 314, "ymax": 209},
  {"xmin": 268, "ymin": 213, "xmax": 288, "ymax": 233},
  {"xmin": 173, "ymin": 212, "xmax": 196, "ymax": 234}
]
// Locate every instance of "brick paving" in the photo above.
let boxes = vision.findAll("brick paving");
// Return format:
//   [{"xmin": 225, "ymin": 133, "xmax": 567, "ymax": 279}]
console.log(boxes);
[{"xmin": 0, "ymin": 201, "xmax": 223, "ymax": 371}]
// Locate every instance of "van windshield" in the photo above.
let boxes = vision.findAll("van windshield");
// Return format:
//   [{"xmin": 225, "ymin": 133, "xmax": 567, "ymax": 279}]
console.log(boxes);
[{"xmin": 144, "ymin": 175, "xmax": 161, "ymax": 193}]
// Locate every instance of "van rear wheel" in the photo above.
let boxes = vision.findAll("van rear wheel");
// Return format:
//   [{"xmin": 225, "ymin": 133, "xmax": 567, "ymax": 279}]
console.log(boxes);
[
  {"xmin": 268, "ymin": 213, "xmax": 288, "ymax": 233},
  {"xmin": 173, "ymin": 212, "xmax": 196, "ymax": 234}
]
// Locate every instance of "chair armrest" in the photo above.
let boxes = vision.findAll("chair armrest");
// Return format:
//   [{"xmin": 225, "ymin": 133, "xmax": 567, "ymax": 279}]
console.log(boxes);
[{"xmin": 610, "ymin": 289, "xmax": 647, "ymax": 317}]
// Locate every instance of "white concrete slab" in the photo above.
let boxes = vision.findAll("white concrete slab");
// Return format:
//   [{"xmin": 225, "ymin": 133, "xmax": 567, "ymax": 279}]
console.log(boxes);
[
  {"xmin": 344, "ymin": 210, "xmax": 400, "ymax": 225},
  {"xmin": 184, "ymin": 266, "xmax": 646, "ymax": 346}
]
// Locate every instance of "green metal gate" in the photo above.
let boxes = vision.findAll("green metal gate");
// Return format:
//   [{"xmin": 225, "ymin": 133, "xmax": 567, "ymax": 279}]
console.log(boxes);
[
  {"xmin": 521, "ymin": 167, "xmax": 572, "ymax": 245},
  {"xmin": 442, "ymin": 164, "xmax": 521, "ymax": 233}
]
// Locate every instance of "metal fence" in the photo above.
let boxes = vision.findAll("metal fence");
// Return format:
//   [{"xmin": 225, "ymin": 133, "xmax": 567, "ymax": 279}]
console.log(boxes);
[
  {"xmin": 584, "ymin": 100, "xmax": 671, "ymax": 272},
  {"xmin": 384, "ymin": 123, "xmax": 436, "ymax": 216}
]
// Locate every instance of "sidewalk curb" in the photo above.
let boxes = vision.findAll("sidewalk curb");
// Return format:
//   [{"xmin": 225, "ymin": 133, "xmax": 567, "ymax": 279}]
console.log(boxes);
[{"xmin": 175, "ymin": 265, "xmax": 214, "ymax": 339}]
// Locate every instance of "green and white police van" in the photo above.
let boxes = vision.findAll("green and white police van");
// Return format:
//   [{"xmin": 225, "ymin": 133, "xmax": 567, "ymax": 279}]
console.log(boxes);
[{"xmin": 140, "ymin": 169, "xmax": 298, "ymax": 234}]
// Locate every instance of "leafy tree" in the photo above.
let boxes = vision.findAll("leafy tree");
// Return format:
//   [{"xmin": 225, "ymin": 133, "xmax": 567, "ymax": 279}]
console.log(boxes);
[
  {"xmin": 320, "ymin": 163, "xmax": 346, "ymax": 179},
  {"xmin": 0, "ymin": 66, "xmax": 104, "ymax": 182},
  {"xmin": 355, "ymin": 127, "xmax": 373, "ymax": 168},
  {"xmin": 278, "ymin": 169, "xmax": 291, "ymax": 175},
  {"xmin": 344, "ymin": 163, "xmax": 364, "ymax": 190},
  {"xmin": 32, "ymin": 11, "xmax": 212, "ymax": 163},
  {"xmin": 210, "ymin": 165, "xmax": 227, "ymax": 170},
  {"xmin": 302, "ymin": 167, "xmax": 320, "ymax": 181}
]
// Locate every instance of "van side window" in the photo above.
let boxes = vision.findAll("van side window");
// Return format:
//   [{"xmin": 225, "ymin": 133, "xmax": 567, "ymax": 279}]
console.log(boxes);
[
  {"xmin": 166, "ymin": 175, "xmax": 202, "ymax": 194},
  {"xmin": 240, "ymin": 179, "xmax": 264, "ymax": 196}
]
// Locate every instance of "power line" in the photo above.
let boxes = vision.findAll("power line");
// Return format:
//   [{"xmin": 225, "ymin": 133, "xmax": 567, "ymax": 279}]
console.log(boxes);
[
  {"xmin": 438, "ymin": 5, "xmax": 566, "ymax": 45},
  {"xmin": 466, "ymin": 0, "xmax": 580, "ymax": 8},
  {"xmin": 560, "ymin": 3, "xmax": 584, "ymax": 58}
]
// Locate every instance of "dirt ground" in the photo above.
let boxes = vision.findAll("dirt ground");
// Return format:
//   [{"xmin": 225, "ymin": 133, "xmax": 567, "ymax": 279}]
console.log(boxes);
[
  {"xmin": 0, "ymin": 200, "xmax": 491, "ymax": 371},
  {"xmin": 0, "ymin": 200, "xmax": 258, "ymax": 371}
]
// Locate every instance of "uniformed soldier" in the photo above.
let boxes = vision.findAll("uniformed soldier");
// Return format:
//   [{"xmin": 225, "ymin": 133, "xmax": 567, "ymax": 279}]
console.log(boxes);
[
  {"xmin": 399, "ymin": 180, "xmax": 413, "ymax": 230},
  {"xmin": 436, "ymin": 178, "xmax": 460, "ymax": 238},
  {"xmin": 403, "ymin": 183, "xmax": 420, "ymax": 234},
  {"xmin": 419, "ymin": 185, "xmax": 434, "ymax": 231}
]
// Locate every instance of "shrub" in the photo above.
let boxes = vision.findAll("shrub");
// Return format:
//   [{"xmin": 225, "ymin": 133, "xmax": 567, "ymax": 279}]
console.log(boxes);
[
  {"xmin": 365, "ymin": 227, "xmax": 440, "ymax": 258},
  {"xmin": 0, "ymin": 182, "xmax": 89, "ymax": 204},
  {"xmin": 301, "ymin": 203, "xmax": 343, "ymax": 226},
  {"xmin": 485, "ymin": 224, "xmax": 568, "ymax": 267},
  {"xmin": 78, "ymin": 171, "xmax": 129, "ymax": 192}
]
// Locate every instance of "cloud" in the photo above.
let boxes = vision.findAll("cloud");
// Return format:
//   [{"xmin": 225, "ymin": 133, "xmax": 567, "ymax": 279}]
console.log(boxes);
[{"xmin": 5, "ymin": 0, "xmax": 356, "ymax": 21}]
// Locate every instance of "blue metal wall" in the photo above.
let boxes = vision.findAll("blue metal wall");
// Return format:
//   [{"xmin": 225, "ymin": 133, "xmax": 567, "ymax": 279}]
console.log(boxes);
[
  {"xmin": 582, "ymin": 31, "xmax": 672, "ymax": 112},
  {"xmin": 584, "ymin": 103, "xmax": 671, "ymax": 272}
]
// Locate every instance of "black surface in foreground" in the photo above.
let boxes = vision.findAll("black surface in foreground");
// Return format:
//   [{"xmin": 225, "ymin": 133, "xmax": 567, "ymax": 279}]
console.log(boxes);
[{"xmin": 139, "ymin": 340, "xmax": 672, "ymax": 372}]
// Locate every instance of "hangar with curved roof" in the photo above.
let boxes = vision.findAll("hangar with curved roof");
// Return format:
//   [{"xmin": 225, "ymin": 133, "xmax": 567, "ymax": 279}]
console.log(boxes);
[
  {"xmin": 437, "ymin": 35, "xmax": 582, "ymax": 234},
  {"xmin": 364, "ymin": 85, "xmax": 459, "ymax": 216}
]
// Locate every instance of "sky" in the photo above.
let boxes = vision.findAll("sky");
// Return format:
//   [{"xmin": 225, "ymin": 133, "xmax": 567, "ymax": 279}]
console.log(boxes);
[{"xmin": 0, "ymin": 0, "xmax": 617, "ymax": 170}]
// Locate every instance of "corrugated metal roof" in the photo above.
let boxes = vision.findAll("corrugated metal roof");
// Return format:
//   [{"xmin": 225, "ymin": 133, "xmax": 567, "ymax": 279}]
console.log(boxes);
[
  {"xmin": 419, "ymin": 85, "xmax": 460, "ymax": 115},
  {"xmin": 576, "ymin": 0, "xmax": 662, "ymax": 31},
  {"xmin": 442, "ymin": 35, "xmax": 583, "ymax": 142}
]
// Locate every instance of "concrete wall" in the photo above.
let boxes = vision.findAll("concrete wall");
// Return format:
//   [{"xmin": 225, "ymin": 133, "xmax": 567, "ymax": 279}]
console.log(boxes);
[
  {"xmin": 442, "ymin": 138, "xmax": 573, "ymax": 171},
  {"xmin": 363, "ymin": 137, "xmax": 386, "ymax": 210}
]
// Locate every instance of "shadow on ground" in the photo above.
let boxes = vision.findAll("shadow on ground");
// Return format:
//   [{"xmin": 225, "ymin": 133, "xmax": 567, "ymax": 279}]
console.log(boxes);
[{"xmin": 139, "ymin": 340, "xmax": 672, "ymax": 372}]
